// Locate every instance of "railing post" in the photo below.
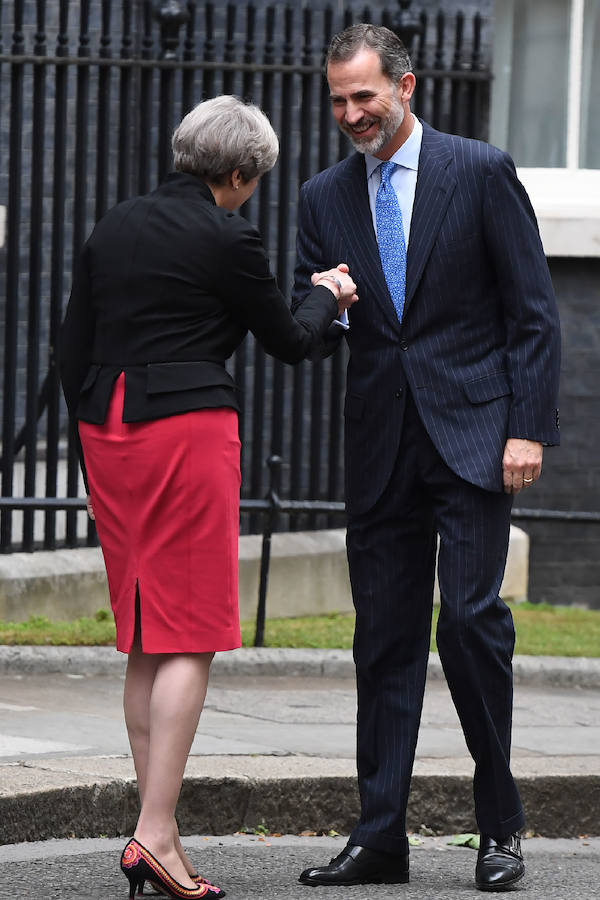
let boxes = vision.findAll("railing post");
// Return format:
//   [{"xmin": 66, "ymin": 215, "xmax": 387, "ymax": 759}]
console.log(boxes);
[
  {"xmin": 1, "ymin": 0, "xmax": 26, "ymax": 553},
  {"xmin": 253, "ymin": 455, "xmax": 282, "ymax": 648},
  {"xmin": 154, "ymin": 0, "xmax": 189, "ymax": 180},
  {"xmin": 154, "ymin": 0, "xmax": 189, "ymax": 60},
  {"xmin": 392, "ymin": 0, "xmax": 424, "ymax": 49}
]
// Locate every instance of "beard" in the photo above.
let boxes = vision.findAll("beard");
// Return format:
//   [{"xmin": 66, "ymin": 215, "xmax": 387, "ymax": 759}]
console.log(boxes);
[{"xmin": 340, "ymin": 94, "xmax": 405, "ymax": 155}]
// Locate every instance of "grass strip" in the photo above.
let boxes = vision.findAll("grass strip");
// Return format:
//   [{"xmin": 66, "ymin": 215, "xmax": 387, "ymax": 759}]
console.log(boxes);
[
  {"xmin": 242, "ymin": 603, "xmax": 600, "ymax": 658},
  {"xmin": 0, "ymin": 603, "xmax": 598, "ymax": 657}
]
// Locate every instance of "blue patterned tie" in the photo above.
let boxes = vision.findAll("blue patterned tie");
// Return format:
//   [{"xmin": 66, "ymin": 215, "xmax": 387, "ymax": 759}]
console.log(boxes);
[{"xmin": 376, "ymin": 160, "xmax": 407, "ymax": 322}]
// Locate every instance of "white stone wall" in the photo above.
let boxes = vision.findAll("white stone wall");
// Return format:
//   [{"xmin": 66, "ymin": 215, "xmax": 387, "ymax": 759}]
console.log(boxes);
[{"xmin": 0, "ymin": 526, "xmax": 529, "ymax": 624}]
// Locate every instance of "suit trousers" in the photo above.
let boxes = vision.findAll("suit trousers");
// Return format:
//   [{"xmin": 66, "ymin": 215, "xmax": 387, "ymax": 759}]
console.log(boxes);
[{"xmin": 346, "ymin": 390, "xmax": 525, "ymax": 856}]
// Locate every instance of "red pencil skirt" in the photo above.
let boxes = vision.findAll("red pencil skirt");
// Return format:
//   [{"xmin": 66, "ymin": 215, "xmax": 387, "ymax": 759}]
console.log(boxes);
[{"xmin": 78, "ymin": 373, "xmax": 241, "ymax": 654}]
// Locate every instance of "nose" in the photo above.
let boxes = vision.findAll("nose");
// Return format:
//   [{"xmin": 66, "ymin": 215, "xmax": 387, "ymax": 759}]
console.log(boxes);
[{"xmin": 344, "ymin": 101, "xmax": 364, "ymax": 124}]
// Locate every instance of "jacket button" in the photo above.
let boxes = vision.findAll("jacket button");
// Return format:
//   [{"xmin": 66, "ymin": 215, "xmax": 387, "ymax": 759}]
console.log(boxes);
[
  {"xmin": 395, "ymin": 389, "xmax": 404, "ymax": 399},
  {"xmin": 400, "ymin": 340, "xmax": 409, "ymax": 351}
]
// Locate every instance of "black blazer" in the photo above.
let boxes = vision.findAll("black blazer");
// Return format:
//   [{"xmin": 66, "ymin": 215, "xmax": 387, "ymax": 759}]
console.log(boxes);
[{"xmin": 60, "ymin": 172, "xmax": 338, "ymax": 431}]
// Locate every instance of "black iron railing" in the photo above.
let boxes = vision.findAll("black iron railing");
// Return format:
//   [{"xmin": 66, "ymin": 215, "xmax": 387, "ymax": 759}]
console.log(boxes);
[{"xmin": 0, "ymin": 1, "xmax": 492, "ymax": 553}]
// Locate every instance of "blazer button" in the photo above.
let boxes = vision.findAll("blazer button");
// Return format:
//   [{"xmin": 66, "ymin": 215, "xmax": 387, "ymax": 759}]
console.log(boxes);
[
  {"xmin": 400, "ymin": 340, "xmax": 409, "ymax": 350},
  {"xmin": 395, "ymin": 388, "xmax": 404, "ymax": 399}
]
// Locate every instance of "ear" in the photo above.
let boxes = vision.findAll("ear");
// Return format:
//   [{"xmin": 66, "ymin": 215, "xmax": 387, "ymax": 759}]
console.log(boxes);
[
  {"xmin": 230, "ymin": 167, "xmax": 242, "ymax": 191},
  {"xmin": 399, "ymin": 72, "xmax": 416, "ymax": 103}
]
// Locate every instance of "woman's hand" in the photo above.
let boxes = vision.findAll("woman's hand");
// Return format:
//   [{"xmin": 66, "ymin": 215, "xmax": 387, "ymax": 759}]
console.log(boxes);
[
  {"xmin": 312, "ymin": 262, "xmax": 358, "ymax": 316},
  {"xmin": 86, "ymin": 495, "xmax": 95, "ymax": 520}
]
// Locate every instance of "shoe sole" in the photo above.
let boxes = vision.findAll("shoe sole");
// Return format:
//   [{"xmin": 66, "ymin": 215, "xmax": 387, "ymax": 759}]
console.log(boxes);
[
  {"xmin": 299, "ymin": 874, "xmax": 409, "ymax": 887},
  {"xmin": 476, "ymin": 869, "xmax": 525, "ymax": 892}
]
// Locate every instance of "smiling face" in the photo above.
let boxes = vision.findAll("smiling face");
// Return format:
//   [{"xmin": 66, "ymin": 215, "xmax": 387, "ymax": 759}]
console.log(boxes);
[{"xmin": 327, "ymin": 48, "xmax": 415, "ymax": 158}]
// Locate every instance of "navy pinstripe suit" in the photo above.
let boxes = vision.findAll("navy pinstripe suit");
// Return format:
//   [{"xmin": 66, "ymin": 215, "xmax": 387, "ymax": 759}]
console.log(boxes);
[{"xmin": 292, "ymin": 121, "xmax": 560, "ymax": 853}]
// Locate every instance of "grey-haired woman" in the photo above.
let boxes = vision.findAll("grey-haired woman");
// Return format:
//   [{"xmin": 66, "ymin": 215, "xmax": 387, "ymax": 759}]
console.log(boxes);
[{"xmin": 60, "ymin": 95, "xmax": 357, "ymax": 899}]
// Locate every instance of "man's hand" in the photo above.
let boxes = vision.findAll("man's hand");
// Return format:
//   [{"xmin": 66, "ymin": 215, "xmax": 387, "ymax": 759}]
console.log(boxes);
[
  {"xmin": 502, "ymin": 438, "xmax": 543, "ymax": 494},
  {"xmin": 311, "ymin": 262, "xmax": 359, "ymax": 315}
]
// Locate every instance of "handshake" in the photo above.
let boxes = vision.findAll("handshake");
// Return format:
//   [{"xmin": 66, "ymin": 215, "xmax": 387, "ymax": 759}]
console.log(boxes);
[{"xmin": 311, "ymin": 262, "xmax": 358, "ymax": 319}]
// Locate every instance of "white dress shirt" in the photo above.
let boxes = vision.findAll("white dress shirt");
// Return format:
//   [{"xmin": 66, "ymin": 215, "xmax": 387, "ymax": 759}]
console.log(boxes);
[{"xmin": 366, "ymin": 114, "xmax": 423, "ymax": 248}]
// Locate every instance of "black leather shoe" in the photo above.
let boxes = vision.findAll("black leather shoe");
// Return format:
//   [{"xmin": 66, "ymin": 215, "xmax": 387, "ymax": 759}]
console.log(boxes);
[
  {"xmin": 475, "ymin": 833, "xmax": 525, "ymax": 891},
  {"xmin": 299, "ymin": 843, "xmax": 409, "ymax": 886}
]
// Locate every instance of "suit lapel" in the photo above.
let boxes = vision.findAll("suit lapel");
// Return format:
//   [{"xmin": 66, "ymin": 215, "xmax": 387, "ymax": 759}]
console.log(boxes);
[
  {"xmin": 334, "ymin": 154, "xmax": 405, "ymax": 334},
  {"xmin": 404, "ymin": 123, "xmax": 456, "ymax": 316}
]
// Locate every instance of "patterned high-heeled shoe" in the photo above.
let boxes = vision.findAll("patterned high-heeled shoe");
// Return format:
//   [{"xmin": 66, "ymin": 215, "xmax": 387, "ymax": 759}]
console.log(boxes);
[
  {"xmin": 193, "ymin": 875, "xmax": 225, "ymax": 898},
  {"xmin": 120, "ymin": 839, "xmax": 221, "ymax": 899},
  {"xmin": 145, "ymin": 872, "xmax": 226, "ymax": 898}
]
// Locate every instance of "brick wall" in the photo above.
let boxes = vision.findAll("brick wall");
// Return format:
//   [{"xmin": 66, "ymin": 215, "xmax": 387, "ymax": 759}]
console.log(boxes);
[{"xmin": 522, "ymin": 258, "xmax": 600, "ymax": 609}]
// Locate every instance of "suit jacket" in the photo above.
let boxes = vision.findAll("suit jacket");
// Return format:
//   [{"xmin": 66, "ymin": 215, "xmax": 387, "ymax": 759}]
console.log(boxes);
[
  {"xmin": 292, "ymin": 121, "xmax": 561, "ymax": 516},
  {"xmin": 60, "ymin": 172, "xmax": 338, "ymax": 428}
]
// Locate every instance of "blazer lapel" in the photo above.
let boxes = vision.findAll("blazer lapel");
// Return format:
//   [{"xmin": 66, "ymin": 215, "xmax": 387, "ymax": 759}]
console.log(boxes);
[
  {"xmin": 335, "ymin": 154, "xmax": 404, "ymax": 334},
  {"xmin": 404, "ymin": 123, "xmax": 456, "ymax": 317}
]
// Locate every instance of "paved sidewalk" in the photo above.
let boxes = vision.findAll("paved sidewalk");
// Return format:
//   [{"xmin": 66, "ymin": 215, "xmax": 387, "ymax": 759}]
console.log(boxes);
[{"xmin": 0, "ymin": 648, "xmax": 599, "ymax": 849}]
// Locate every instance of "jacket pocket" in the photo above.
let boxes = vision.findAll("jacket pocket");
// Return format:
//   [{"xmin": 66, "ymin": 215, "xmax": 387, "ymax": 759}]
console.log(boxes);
[
  {"xmin": 463, "ymin": 370, "xmax": 511, "ymax": 404},
  {"xmin": 344, "ymin": 393, "xmax": 365, "ymax": 421},
  {"xmin": 146, "ymin": 361, "xmax": 236, "ymax": 395}
]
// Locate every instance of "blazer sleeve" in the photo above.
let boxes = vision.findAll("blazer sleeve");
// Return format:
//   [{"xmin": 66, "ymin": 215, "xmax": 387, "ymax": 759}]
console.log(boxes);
[
  {"xmin": 483, "ymin": 150, "xmax": 561, "ymax": 445},
  {"xmin": 58, "ymin": 243, "xmax": 95, "ymax": 490},
  {"xmin": 291, "ymin": 181, "xmax": 345, "ymax": 359},
  {"xmin": 215, "ymin": 213, "xmax": 339, "ymax": 364}
]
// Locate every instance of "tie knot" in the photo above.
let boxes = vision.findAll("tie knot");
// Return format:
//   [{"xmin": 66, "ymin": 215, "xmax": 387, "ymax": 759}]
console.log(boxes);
[{"xmin": 379, "ymin": 160, "xmax": 396, "ymax": 185}]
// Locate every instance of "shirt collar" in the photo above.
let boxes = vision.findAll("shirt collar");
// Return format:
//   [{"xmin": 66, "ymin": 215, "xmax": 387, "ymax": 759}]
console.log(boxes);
[{"xmin": 365, "ymin": 114, "xmax": 423, "ymax": 179}]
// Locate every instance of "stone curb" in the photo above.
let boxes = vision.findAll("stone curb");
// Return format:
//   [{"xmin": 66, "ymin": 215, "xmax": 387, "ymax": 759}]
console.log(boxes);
[
  {"xmin": 1, "ymin": 645, "xmax": 600, "ymax": 688},
  {"xmin": 1, "ymin": 768, "xmax": 598, "ymax": 845}
]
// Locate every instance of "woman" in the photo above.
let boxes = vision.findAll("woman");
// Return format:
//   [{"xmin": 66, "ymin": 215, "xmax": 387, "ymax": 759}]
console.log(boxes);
[{"xmin": 59, "ymin": 95, "xmax": 357, "ymax": 900}]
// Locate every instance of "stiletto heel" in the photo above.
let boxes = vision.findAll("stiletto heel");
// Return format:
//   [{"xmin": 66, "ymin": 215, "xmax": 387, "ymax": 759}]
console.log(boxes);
[
  {"xmin": 121, "ymin": 856, "xmax": 144, "ymax": 898},
  {"xmin": 121, "ymin": 839, "xmax": 221, "ymax": 899}
]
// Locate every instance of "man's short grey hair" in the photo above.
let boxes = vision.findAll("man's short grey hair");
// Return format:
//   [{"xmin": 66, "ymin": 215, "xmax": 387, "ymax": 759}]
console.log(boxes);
[
  {"xmin": 172, "ymin": 95, "xmax": 279, "ymax": 184},
  {"xmin": 326, "ymin": 23, "xmax": 412, "ymax": 84}
]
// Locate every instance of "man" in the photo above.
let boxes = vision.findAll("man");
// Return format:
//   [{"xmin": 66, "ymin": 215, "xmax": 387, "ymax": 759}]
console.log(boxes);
[{"xmin": 292, "ymin": 24, "xmax": 560, "ymax": 893}]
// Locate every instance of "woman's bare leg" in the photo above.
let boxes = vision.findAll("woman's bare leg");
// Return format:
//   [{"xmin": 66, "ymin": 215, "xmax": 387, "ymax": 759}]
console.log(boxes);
[
  {"xmin": 125, "ymin": 640, "xmax": 197, "ymax": 873},
  {"xmin": 123, "ymin": 637, "xmax": 160, "ymax": 800},
  {"xmin": 134, "ymin": 652, "xmax": 213, "ymax": 886},
  {"xmin": 123, "ymin": 637, "xmax": 213, "ymax": 887},
  {"xmin": 124, "ymin": 636, "xmax": 204, "ymax": 876}
]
